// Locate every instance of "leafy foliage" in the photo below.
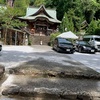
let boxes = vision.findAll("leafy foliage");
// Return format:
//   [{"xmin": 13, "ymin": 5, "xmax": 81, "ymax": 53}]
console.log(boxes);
[
  {"xmin": 14, "ymin": 0, "xmax": 30, "ymax": 16},
  {"xmin": 81, "ymin": 0, "xmax": 100, "ymax": 23},
  {"xmin": 45, "ymin": 0, "xmax": 100, "ymax": 33},
  {"xmin": 0, "ymin": 0, "xmax": 99, "ymax": 35},
  {"xmin": 50, "ymin": 32, "xmax": 61, "ymax": 46},
  {"xmin": 60, "ymin": 12, "xmax": 74, "ymax": 32},
  {"xmin": 0, "ymin": 6, "xmax": 27, "ymax": 29},
  {"xmin": 0, "ymin": 0, "xmax": 6, "ymax": 4},
  {"xmin": 34, "ymin": 0, "xmax": 45, "ymax": 7},
  {"xmin": 0, "ymin": 6, "xmax": 27, "ymax": 44},
  {"xmin": 86, "ymin": 19, "xmax": 100, "ymax": 35}
]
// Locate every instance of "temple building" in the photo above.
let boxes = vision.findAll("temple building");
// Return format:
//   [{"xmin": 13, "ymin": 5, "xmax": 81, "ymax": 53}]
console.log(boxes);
[
  {"xmin": 18, "ymin": 5, "xmax": 61, "ymax": 45},
  {"xmin": 0, "ymin": 4, "xmax": 61, "ymax": 45},
  {"xmin": 19, "ymin": 5, "xmax": 61, "ymax": 36}
]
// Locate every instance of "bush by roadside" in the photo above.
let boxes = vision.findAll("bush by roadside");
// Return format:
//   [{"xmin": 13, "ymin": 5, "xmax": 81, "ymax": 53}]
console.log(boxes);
[{"xmin": 50, "ymin": 32, "xmax": 61, "ymax": 46}]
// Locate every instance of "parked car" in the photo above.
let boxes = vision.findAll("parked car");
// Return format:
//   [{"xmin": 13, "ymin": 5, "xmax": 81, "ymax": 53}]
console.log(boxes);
[
  {"xmin": 75, "ymin": 40, "xmax": 96, "ymax": 53},
  {"xmin": 0, "ymin": 45, "xmax": 2, "ymax": 51},
  {"xmin": 83, "ymin": 35, "xmax": 100, "ymax": 52},
  {"xmin": 52, "ymin": 37, "xmax": 75, "ymax": 54}
]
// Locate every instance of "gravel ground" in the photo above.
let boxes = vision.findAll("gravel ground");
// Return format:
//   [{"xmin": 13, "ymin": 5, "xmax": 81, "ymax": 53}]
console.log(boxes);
[
  {"xmin": 0, "ymin": 45, "xmax": 35, "ymax": 68},
  {"xmin": 0, "ymin": 45, "xmax": 82, "ymax": 68},
  {"xmin": 0, "ymin": 45, "xmax": 99, "ymax": 74},
  {"xmin": 0, "ymin": 45, "xmax": 99, "ymax": 79},
  {"xmin": 0, "ymin": 45, "xmax": 100, "ymax": 100}
]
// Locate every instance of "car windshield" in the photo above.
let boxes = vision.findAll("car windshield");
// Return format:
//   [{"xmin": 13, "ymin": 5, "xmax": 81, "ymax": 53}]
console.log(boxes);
[
  {"xmin": 59, "ymin": 38, "xmax": 72, "ymax": 44},
  {"xmin": 95, "ymin": 38, "xmax": 100, "ymax": 41},
  {"xmin": 79, "ymin": 41, "xmax": 89, "ymax": 46}
]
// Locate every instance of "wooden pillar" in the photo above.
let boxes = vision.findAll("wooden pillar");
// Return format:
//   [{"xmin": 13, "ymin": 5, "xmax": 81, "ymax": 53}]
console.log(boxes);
[
  {"xmin": 10, "ymin": 31, "xmax": 12, "ymax": 45},
  {"xmin": 4, "ymin": 28, "xmax": 7, "ymax": 45},
  {"xmin": 23, "ymin": 32, "xmax": 26, "ymax": 45},
  {"xmin": 15, "ymin": 31, "xmax": 17, "ymax": 45}
]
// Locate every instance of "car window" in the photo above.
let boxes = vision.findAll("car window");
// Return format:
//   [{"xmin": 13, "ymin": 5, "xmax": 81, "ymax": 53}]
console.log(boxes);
[
  {"xmin": 91, "ymin": 38, "xmax": 94, "ymax": 41},
  {"xmin": 83, "ymin": 38, "xmax": 90, "ymax": 42},
  {"xmin": 75, "ymin": 40, "xmax": 79, "ymax": 44},
  {"xmin": 79, "ymin": 41, "xmax": 89, "ymax": 45},
  {"xmin": 58, "ymin": 38, "xmax": 72, "ymax": 44},
  {"xmin": 94, "ymin": 38, "xmax": 100, "ymax": 41}
]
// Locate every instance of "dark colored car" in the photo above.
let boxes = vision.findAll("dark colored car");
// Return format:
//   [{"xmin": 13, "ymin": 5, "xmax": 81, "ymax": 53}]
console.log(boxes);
[
  {"xmin": 52, "ymin": 37, "xmax": 75, "ymax": 54},
  {"xmin": 0, "ymin": 45, "xmax": 2, "ymax": 51},
  {"xmin": 75, "ymin": 40, "xmax": 96, "ymax": 54}
]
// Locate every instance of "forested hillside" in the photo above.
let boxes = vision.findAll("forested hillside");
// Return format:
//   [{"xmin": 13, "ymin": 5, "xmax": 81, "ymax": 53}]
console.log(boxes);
[{"xmin": 0, "ymin": 0, "xmax": 100, "ymax": 35}]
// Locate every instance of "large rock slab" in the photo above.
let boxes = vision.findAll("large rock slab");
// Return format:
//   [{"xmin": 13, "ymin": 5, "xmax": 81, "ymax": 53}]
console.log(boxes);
[
  {"xmin": 8, "ymin": 58, "xmax": 100, "ymax": 79},
  {"xmin": 1, "ymin": 75, "xmax": 100, "ymax": 100}
]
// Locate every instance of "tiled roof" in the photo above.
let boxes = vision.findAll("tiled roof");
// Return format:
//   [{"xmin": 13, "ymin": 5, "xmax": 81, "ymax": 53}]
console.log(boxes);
[
  {"xmin": 19, "ymin": 14, "xmax": 61, "ymax": 23},
  {"xmin": 26, "ymin": 5, "xmax": 57, "ymax": 19},
  {"xmin": 19, "ymin": 5, "xmax": 61, "ymax": 23}
]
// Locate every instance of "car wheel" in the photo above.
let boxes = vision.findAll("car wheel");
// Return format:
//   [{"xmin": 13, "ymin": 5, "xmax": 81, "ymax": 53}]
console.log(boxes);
[
  {"xmin": 91, "ymin": 52, "xmax": 95, "ymax": 54},
  {"xmin": 56, "ymin": 47, "xmax": 60, "ymax": 52},
  {"xmin": 70, "ymin": 50, "xmax": 74, "ymax": 54},
  {"xmin": 79, "ymin": 47, "xmax": 82, "ymax": 53},
  {"xmin": 70, "ymin": 51, "xmax": 74, "ymax": 54},
  {"xmin": 52, "ymin": 47, "xmax": 55, "ymax": 50}
]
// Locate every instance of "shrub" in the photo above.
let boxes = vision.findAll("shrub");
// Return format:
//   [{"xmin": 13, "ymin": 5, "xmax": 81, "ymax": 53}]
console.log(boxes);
[{"xmin": 50, "ymin": 32, "xmax": 61, "ymax": 46}]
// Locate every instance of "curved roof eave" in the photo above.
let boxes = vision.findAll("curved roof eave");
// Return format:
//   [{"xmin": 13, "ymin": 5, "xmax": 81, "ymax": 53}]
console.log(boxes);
[
  {"xmin": 19, "ymin": 15, "xmax": 61, "ymax": 23},
  {"xmin": 27, "ymin": 5, "xmax": 57, "ymax": 20}
]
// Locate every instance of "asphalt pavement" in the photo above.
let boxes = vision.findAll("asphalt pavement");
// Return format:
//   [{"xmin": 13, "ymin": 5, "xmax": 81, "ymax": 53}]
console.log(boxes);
[{"xmin": 68, "ymin": 52, "xmax": 100, "ymax": 73}]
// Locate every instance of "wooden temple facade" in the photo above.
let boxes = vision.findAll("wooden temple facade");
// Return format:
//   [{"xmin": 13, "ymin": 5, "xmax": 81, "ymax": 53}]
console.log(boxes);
[
  {"xmin": 0, "ymin": 5, "xmax": 61, "ymax": 45},
  {"xmin": 18, "ymin": 5, "xmax": 61, "ymax": 45}
]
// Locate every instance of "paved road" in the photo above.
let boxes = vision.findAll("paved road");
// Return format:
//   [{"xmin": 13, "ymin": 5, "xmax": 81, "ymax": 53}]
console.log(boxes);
[
  {"xmin": 0, "ymin": 45, "xmax": 100, "ymax": 100},
  {"xmin": 0, "ymin": 45, "xmax": 100, "ymax": 73},
  {"xmin": 68, "ymin": 52, "xmax": 100, "ymax": 73},
  {"xmin": 0, "ymin": 45, "xmax": 81, "ymax": 68}
]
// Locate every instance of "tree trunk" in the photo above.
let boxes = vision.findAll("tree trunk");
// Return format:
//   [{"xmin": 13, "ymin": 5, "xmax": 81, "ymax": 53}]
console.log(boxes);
[{"xmin": 4, "ymin": 28, "xmax": 7, "ymax": 45}]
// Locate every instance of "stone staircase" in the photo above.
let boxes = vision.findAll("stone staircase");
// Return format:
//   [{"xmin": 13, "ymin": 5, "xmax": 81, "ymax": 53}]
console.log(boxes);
[
  {"xmin": 1, "ymin": 58, "xmax": 100, "ymax": 100},
  {"xmin": 30, "ymin": 35, "xmax": 50, "ymax": 45}
]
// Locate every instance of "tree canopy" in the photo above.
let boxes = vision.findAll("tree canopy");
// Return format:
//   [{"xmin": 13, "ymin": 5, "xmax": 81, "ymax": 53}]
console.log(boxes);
[{"xmin": 0, "ymin": 0, "xmax": 99, "ymax": 35}]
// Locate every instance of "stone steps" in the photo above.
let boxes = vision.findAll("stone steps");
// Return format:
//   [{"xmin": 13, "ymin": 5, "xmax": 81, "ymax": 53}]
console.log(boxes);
[
  {"xmin": 1, "ymin": 57, "xmax": 100, "ymax": 100},
  {"xmin": 30, "ymin": 35, "xmax": 50, "ymax": 45},
  {"xmin": 1, "ymin": 75, "xmax": 100, "ymax": 100}
]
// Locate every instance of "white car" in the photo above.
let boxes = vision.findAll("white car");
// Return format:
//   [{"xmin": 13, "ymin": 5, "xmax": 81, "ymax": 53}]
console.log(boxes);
[{"xmin": 83, "ymin": 35, "xmax": 100, "ymax": 52}]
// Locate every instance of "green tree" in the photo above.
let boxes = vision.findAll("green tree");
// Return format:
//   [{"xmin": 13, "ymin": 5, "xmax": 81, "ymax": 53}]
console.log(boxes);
[
  {"xmin": 0, "ymin": 0, "xmax": 99, "ymax": 36},
  {"xmin": 14, "ymin": 0, "xmax": 30, "ymax": 16},
  {"xmin": 50, "ymin": 32, "xmax": 61, "ymax": 46},
  {"xmin": 0, "ymin": 7, "xmax": 27, "ymax": 44},
  {"xmin": 29, "ymin": 0, "xmax": 35, "ymax": 6},
  {"xmin": 86, "ymin": 19, "xmax": 98, "ymax": 35},
  {"xmin": 45, "ymin": 0, "xmax": 84, "ymax": 33},
  {"xmin": 34, "ymin": 0, "xmax": 45, "ymax": 7},
  {"xmin": 94, "ymin": 19, "xmax": 100, "ymax": 35},
  {"xmin": 45, "ymin": 0, "xmax": 53, "ymax": 8},
  {"xmin": 0, "ymin": 0, "xmax": 6, "ymax": 4},
  {"xmin": 60, "ymin": 12, "xmax": 74, "ymax": 32},
  {"xmin": 81, "ymin": 0, "xmax": 99, "ymax": 23},
  {"xmin": 60, "ymin": 12, "xmax": 69, "ymax": 32}
]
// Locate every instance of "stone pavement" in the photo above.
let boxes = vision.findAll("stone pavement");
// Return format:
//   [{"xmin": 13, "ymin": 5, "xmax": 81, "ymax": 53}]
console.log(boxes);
[{"xmin": 0, "ymin": 45, "xmax": 100, "ymax": 100}]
